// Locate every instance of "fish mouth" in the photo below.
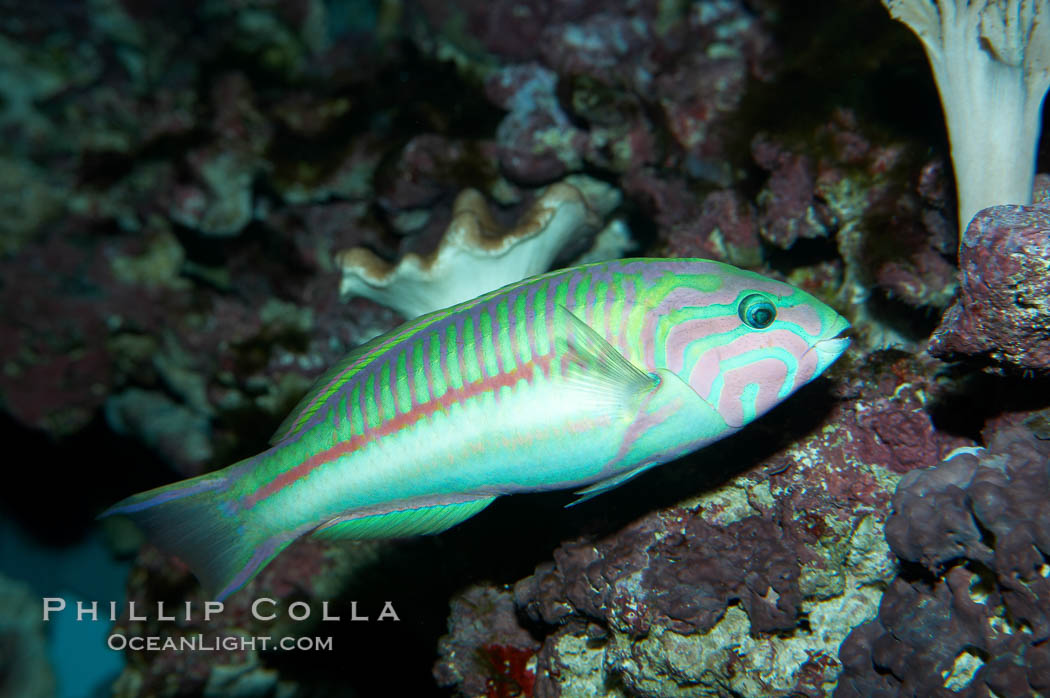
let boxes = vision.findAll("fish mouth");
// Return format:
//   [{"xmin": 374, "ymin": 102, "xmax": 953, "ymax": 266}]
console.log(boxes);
[
  {"xmin": 815, "ymin": 333, "xmax": 851, "ymax": 360},
  {"xmin": 807, "ymin": 317, "xmax": 852, "ymax": 370},
  {"xmin": 810, "ymin": 323, "xmax": 852, "ymax": 361}
]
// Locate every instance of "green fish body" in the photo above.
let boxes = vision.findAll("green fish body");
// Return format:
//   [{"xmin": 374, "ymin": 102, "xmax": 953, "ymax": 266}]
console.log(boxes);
[{"xmin": 104, "ymin": 258, "xmax": 850, "ymax": 599}]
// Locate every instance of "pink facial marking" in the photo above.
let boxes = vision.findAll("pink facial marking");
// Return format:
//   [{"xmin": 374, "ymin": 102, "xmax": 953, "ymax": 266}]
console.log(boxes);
[
  {"xmin": 718, "ymin": 357, "xmax": 790, "ymax": 427},
  {"xmin": 688, "ymin": 329, "xmax": 811, "ymax": 410},
  {"xmin": 664, "ymin": 315, "xmax": 740, "ymax": 374},
  {"xmin": 689, "ymin": 350, "xmax": 722, "ymax": 402}
]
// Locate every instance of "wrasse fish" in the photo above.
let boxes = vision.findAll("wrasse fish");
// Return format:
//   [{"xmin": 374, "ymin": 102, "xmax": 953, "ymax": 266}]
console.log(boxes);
[{"xmin": 104, "ymin": 258, "xmax": 850, "ymax": 600}]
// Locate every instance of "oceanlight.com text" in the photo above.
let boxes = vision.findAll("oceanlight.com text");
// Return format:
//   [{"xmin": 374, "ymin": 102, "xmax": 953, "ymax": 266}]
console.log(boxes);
[{"xmin": 107, "ymin": 633, "xmax": 335, "ymax": 652}]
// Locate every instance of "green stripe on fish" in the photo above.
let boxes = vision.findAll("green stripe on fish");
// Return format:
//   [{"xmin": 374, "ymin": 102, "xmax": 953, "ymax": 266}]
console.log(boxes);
[{"xmin": 102, "ymin": 258, "xmax": 851, "ymax": 600}]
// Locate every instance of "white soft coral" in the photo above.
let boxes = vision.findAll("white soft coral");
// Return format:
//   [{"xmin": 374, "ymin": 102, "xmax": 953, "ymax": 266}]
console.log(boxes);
[{"xmin": 882, "ymin": 0, "xmax": 1050, "ymax": 237}]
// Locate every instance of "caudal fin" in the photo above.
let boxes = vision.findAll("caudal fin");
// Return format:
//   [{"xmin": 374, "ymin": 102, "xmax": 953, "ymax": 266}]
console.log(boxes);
[{"xmin": 101, "ymin": 462, "xmax": 303, "ymax": 601}]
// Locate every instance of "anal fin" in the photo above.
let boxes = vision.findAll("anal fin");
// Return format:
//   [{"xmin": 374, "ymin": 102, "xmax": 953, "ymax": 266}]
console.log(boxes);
[
  {"xmin": 567, "ymin": 462, "xmax": 658, "ymax": 507},
  {"xmin": 312, "ymin": 496, "xmax": 497, "ymax": 540}
]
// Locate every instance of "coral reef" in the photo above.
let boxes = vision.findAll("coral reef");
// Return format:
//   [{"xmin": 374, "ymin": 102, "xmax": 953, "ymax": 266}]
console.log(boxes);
[
  {"xmin": 752, "ymin": 110, "xmax": 957, "ymax": 343},
  {"xmin": 837, "ymin": 416, "xmax": 1050, "ymax": 698},
  {"xmin": 1, "ymin": 0, "xmax": 1048, "ymax": 695},
  {"xmin": 930, "ymin": 200, "xmax": 1050, "ymax": 373}
]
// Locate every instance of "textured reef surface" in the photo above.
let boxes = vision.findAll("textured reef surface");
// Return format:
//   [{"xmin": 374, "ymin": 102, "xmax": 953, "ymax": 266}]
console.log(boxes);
[
  {"xmin": 1, "ymin": 0, "xmax": 1049, "ymax": 696},
  {"xmin": 838, "ymin": 416, "xmax": 1050, "ymax": 698},
  {"xmin": 930, "ymin": 193, "xmax": 1050, "ymax": 373}
]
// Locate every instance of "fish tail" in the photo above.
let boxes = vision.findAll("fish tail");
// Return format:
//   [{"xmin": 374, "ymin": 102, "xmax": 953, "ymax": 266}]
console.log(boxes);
[{"xmin": 100, "ymin": 458, "xmax": 302, "ymax": 601}]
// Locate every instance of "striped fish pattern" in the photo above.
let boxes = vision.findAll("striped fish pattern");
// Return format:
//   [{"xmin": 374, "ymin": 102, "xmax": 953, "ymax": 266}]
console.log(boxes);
[{"xmin": 104, "ymin": 258, "xmax": 850, "ymax": 600}]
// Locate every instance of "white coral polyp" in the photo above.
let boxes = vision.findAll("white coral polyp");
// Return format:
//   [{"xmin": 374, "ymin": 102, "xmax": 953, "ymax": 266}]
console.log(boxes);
[
  {"xmin": 336, "ymin": 183, "xmax": 599, "ymax": 318},
  {"xmin": 882, "ymin": 0, "xmax": 1050, "ymax": 237}
]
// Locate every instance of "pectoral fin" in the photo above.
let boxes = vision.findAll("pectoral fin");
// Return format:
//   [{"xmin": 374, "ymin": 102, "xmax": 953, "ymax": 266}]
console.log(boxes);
[
  {"xmin": 565, "ymin": 369, "xmax": 732, "ymax": 506},
  {"xmin": 552, "ymin": 305, "xmax": 657, "ymax": 412}
]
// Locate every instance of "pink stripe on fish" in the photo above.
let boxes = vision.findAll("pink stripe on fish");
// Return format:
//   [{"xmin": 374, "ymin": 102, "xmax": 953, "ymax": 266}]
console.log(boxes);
[
  {"xmin": 373, "ymin": 363, "xmax": 384, "ymax": 416},
  {"xmin": 525, "ymin": 283, "xmax": 539, "ymax": 361},
  {"xmin": 389, "ymin": 354, "xmax": 401, "ymax": 413},
  {"xmin": 650, "ymin": 286, "xmax": 716, "ymax": 315},
  {"xmin": 287, "ymin": 316, "xmax": 434, "ymax": 431},
  {"xmin": 357, "ymin": 379, "xmax": 368, "ymax": 432},
  {"xmin": 491, "ymin": 303, "xmax": 503, "ymax": 377},
  {"xmin": 407, "ymin": 344, "xmax": 418, "ymax": 407},
  {"xmin": 439, "ymin": 326, "xmax": 453, "ymax": 388},
  {"xmin": 617, "ymin": 277, "xmax": 636, "ymax": 356},
  {"xmin": 456, "ymin": 316, "xmax": 469, "ymax": 387},
  {"xmin": 472, "ymin": 311, "xmax": 487, "ymax": 380},
  {"xmin": 641, "ymin": 310, "xmax": 659, "ymax": 370},
  {"xmin": 605, "ymin": 390, "xmax": 677, "ymax": 471},
  {"xmin": 422, "ymin": 332, "xmax": 435, "ymax": 394}
]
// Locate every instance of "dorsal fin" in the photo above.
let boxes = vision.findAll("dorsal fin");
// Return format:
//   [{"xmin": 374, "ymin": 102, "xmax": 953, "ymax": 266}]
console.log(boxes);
[{"xmin": 269, "ymin": 313, "xmax": 439, "ymax": 445}]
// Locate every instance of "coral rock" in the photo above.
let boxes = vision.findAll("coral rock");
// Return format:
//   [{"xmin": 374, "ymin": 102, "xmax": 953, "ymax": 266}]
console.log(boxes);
[
  {"xmin": 929, "ymin": 201, "xmax": 1050, "ymax": 372},
  {"xmin": 434, "ymin": 585, "xmax": 540, "ymax": 697},
  {"xmin": 752, "ymin": 134, "xmax": 830, "ymax": 248},
  {"xmin": 837, "ymin": 419, "xmax": 1050, "ymax": 697}
]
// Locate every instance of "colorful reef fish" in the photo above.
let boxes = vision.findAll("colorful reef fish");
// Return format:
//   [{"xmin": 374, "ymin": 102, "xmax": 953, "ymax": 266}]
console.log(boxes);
[{"xmin": 104, "ymin": 258, "xmax": 850, "ymax": 600}]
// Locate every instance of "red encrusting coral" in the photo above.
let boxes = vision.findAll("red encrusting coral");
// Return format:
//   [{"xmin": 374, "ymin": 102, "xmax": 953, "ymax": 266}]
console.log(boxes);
[{"xmin": 481, "ymin": 644, "xmax": 538, "ymax": 698}]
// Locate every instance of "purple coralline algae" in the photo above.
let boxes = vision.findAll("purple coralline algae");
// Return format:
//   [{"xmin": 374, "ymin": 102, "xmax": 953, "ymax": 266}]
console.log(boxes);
[
  {"xmin": 752, "ymin": 110, "xmax": 958, "ymax": 323},
  {"xmin": 751, "ymin": 133, "xmax": 832, "ymax": 248},
  {"xmin": 0, "ymin": 222, "xmax": 187, "ymax": 436},
  {"xmin": 486, "ymin": 63, "xmax": 588, "ymax": 184},
  {"xmin": 837, "ymin": 417, "xmax": 1050, "ymax": 698},
  {"xmin": 425, "ymin": 0, "xmax": 771, "ymax": 185},
  {"xmin": 929, "ymin": 200, "xmax": 1050, "ymax": 373},
  {"xmin": 631, "ymin": 176, "xmax": 762, "ymax": 267},
  {"xmin": 168, "ymin": 73, "xmax": 272, "ymax": 237}
]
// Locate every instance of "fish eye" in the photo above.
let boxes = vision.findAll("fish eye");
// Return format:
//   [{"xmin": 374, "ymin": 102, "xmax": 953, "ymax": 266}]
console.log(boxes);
[{"xmin": 738, "ymin": 294, "xmax": 776, "ymax": 329}]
